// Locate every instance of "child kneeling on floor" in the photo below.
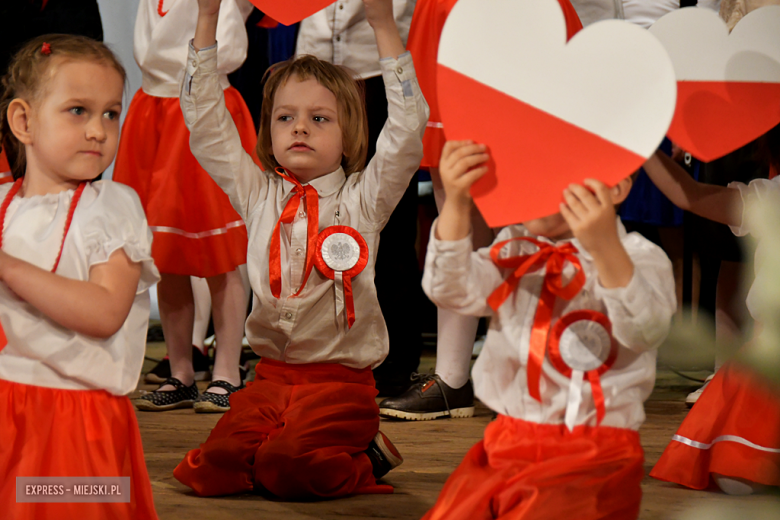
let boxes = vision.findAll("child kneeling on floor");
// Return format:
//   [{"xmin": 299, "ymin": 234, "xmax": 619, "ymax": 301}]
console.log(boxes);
[
  {"xmin": 173, "ymin": 0, "xmax": 428, "ymax": 500},
  {"xmin": 420, "ymin": 141, "xmax": 676, "ymax": 520}
]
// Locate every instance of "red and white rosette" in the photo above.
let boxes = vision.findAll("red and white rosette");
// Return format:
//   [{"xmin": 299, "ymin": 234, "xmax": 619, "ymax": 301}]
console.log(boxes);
[
  {"xmin": 548, "ymin": 310, "xmax": 618, "ymax": 431},
  {"xmin": 314, "ymin": 226, "xmax": 369, "ymax": 329}
]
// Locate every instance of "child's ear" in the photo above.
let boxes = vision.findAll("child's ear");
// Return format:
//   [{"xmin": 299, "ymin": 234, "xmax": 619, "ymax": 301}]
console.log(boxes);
[
  {"xmin": 7, "ymin": 99, "xmax": 34, "ymax": 145},
  {"xmin": 609, "ymin": 176, "xmax": 633, "ymax": 205}
]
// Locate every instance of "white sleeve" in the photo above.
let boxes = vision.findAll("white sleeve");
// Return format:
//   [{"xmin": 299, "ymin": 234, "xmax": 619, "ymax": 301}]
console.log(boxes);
[
  {"xmin": 728, "ymin": 177, "xmax": 780, "ymax": 238},
  {"xmin": 80, "ymin": 182, "xmax": 161, "ymax": 293},
  {"xmin": 593, "ymin": 234, "xmax": 676, "ymax": 353}
]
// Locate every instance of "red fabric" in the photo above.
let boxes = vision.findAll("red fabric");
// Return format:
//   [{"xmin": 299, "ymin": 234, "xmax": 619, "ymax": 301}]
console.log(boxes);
[
  {"xmin": 423, "ymin": 416, "xmax": 644, "ymax": 520},
  {"xmin": 650, "ymin": 362, "xmax": 780, "ymax": 489},
  {"xmin": 0, "ymin": 149, "xmax": 11, "ymax": 184},
  {"xmin": 113, "ymin": 88, "xmax": 255, "ymax": 277},
  {"xmin": 174, "ymin": 359, "xmax": 391, "ymax": 500},
  {"xmin": 407, "ymin": 0, "xmax": 583, "ymax": 169},
  {"xmin": 0, "ymin": 380, "xmax": 158, "ymax": 520}
]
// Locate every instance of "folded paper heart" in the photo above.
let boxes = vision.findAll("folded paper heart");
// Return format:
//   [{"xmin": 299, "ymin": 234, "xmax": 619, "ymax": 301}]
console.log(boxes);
[
  {"xmin": 650, "ymin": 6, "xmax": 780, "ymax": 163},
  {"xmin": 247, "ymin": 0, "xmax": 333, "ymax": 26},
  {"xmin": 437, "ymin": 0, "xmax": 677, "ymax": 226}
]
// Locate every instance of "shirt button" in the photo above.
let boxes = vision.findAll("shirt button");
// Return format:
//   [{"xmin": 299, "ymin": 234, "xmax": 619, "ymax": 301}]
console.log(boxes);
[
  {"xmin": 298, "ymin": 211, "xmax": 305, "ymax": 218},
  {"xmin": 339, "ymin": 4, "xmax": 344, "ymax": 9},
  {"xmin": 295, "ymin": 248, "xmax": 302, "ymax": 256},
  {"xmin": 396, "ymin": 67, "xmax": 403, "ymax": 74},
  {"xmin": 285, "ymin": 312, "xmax": 292, "ymax": 320},
  {"xmin": 191, "ymin": 60, "xmax": 197, "ymax": 67},
  {"xmin": 336, "ymin": 35, "xmax": 341, "ymax": 42}
]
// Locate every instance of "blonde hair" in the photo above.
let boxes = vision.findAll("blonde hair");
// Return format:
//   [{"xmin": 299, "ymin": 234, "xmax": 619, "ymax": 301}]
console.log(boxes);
[
  {"xmin": 0, "ymin": 34, "xmax": 126, "ymax": 179},
  {"xmin": 257, "ymin": 55, "xmax": 368, "ymax": 175}
]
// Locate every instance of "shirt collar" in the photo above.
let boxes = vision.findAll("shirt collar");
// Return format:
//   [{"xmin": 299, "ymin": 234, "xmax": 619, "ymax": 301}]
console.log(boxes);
[{"xmin": 280, "ymin": 166, "xmax": 346, "ymax": 199}]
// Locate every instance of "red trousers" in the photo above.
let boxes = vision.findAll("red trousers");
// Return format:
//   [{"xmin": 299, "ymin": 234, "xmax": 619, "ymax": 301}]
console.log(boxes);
[
  {"xmin": 0, "ymin": 380, "xmax": 158, "ymax": 520},
  {"xmin": 423, "ymin": 416, "xmax": 645, "ymax": 520},
  {"xmin": 174, "ymin": 359, "xmax": 391, "ymax": 500}
]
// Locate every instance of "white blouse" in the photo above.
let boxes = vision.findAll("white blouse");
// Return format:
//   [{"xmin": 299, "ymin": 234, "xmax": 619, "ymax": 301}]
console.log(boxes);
[
  {"xmin": 423, "ymin": 220, "xmax": 676, "ymax": 430},
  {"xmin": 134, "ymin": 0, "xmax": 254, "ymax": 97},
  {"xmin": 0, "ymin": 182, "xmax": 160, "ymax": 396},
  {"xmin": 729, "ymin": 176, "xmax": 780, "ymax": 323}
]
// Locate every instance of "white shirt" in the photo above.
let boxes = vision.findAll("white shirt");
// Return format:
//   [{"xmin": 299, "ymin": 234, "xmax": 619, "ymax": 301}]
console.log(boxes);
[
  {"xmin": 422, "ymin": 220, "xmax": 676, "ymax": 430},
  {"xmin": 296, "ymin": 0, "xmax": 417, "ymax": 79},
  {"xmin": 181, "ymin": 44, "xmax": 428, "ymax": 369},
  {"xmin": 134, "ymin": 0, "xmax": 254, "ymax": 97},
  {"xmin": 729, "ymin": 176, "xmax": 780, "ymax": 322},
  {"xmin": 571, "ymin": 0, "xmax": 721, "ymax": 27},
  {"xmin": 0, "ymin": 182, "xmax": 161, "ymax": 396}
]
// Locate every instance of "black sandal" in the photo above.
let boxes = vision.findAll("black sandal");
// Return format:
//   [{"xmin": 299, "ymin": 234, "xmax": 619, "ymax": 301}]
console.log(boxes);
[
  {"xmin": 193, "ymin": 380, "xmax": 244, "ymax": 413},
  {"xmin": 134, "ymin": 377, "xmax": 199, "ymax": 411}
]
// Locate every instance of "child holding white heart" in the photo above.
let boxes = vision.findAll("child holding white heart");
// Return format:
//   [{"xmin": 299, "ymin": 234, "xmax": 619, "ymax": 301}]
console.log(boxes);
[
  {"xmin": 172, "ymin": 0, "xmax": 429, "ymax": 500},
  {"xmin": 421, "ymin": 140, "xmax": 676, "ymax": 519},
  {"xmin": 644, "ymin": 125, "xmax": 780, "ymax": 495}
]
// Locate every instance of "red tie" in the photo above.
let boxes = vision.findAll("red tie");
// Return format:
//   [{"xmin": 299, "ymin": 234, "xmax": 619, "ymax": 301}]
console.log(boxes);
[
  {"xmin": 488, "ymin": 237, "xmax": 586, "ymax": 402},
  {"xmin": 269, "ymin": 167, "xmax": 319, "ymax": 298}
]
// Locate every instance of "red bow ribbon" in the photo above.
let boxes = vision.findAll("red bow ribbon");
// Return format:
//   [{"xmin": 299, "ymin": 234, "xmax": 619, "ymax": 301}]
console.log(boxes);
[
  {"xmin": 269, "ymin": 167, "xmax": 319, "ymax": 299},
  {"xmin": 488, "ymin": 237, "xmax": 586, "ymax": 402}
]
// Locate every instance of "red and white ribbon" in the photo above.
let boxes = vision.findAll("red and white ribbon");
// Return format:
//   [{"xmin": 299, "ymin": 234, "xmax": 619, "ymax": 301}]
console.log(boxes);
[
  {"xmin": 488, "ymin": 237, "xmax": 586, "ymax": 402},
  {"xmin": 548, "ymin": 310, "xmax": 618, "ymax": 431},
  {"xmin": 314, "ymin": 226, "xmax": 368, "ymax": 329}
]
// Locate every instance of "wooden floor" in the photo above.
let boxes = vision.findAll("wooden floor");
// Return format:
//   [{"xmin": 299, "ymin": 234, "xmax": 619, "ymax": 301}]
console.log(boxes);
[{"xmin": 133, "ymin": 345, "xmax": 780, "ymax": 520}]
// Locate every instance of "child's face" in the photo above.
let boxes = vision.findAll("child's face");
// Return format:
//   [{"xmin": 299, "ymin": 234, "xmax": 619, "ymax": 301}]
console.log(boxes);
[
  {"xmin": 26, "ymin": 59, "xmax": 123, "ymax": 188},
  {"xmin": 523, "ymin": 212, "xmax": 573, "ymax": 241},
  {"xmin": 270, "ymin": 76, "xmax": 344, "ymax": 183}
]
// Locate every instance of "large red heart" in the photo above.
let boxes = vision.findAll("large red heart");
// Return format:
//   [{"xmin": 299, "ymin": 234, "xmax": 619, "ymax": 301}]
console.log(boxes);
[
  {"xmin": 248, "ymin": 0, "xmax": 333, "ymax": 26},
  {"xmin": 437, "ymin": 0, "xmax": 677, "ymax": 227},
  {"xmin": 650, "ymin": 7, "xmax": 780, "ymax": 163}
]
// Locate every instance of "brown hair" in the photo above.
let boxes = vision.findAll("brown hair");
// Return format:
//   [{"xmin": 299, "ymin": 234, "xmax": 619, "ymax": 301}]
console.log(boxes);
[
  {"xmin": 257, "ymin": 55, "xmax": 368, "ymax": 175},
  {"xmin": 0, "ymin": 34, "xmax": 126, "ymax": 179}
]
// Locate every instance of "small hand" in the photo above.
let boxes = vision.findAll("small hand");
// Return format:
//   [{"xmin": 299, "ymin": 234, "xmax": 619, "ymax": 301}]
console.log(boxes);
[
  {"xmin": 197, "ymin": 0, "xmax": 221, "ymax": 17},
  {"xmin": 362, "ymin": 0, "xmax": 395, "ymax": 29},
  {"xmin": 559, "ymin": 179, "xmax": 620, "ymax": 255},
  {"xmin": 439, "ymin": 140, "xmax": 489, "ymax": 208}
]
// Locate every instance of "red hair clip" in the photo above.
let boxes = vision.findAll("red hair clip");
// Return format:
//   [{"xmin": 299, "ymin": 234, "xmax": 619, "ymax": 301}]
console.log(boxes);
[{"xmin": 41, "ymin": 42, "xmax": 52, "ymax": 55}]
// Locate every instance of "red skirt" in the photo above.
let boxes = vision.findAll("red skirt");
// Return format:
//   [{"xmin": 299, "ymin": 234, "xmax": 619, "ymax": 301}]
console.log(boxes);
[
  {"xmin": 0, "ymin": 149, "xmax": 12, "ymax": 184},
  {"xmin": 422, "ymin": 416, "xmax": 644, "ymax": 520},
  {"xmin": 650, "ymin": 362, "xmax": 780, "ymax": 489},
  {"xmin": 174, "ymin": 359, "xmax": 391, "ymax": 500},
  {"xmin": 113, "ymin": 88, "xmax": 255, "ymax": 277},
  {"xmin": 0, "ymin": 379, "xmax": 158, "ymax": 520},
  {"xmin": 407, "ymin": 0, "xmax": 583, "ymax": 169}
]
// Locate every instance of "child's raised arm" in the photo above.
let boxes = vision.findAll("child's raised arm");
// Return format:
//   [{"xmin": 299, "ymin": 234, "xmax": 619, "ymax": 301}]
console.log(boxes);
[
  {"xmin": 436, "ymin": 140, "xmax": 489, "ymax": 241},
  {"xmin": 182, "ymin": 0, "xmax": 266, "ymax": 221},
  {"xmin": 0, "ymin": 250, "xmax": 141, "ymax": 339},
  {"xmin": 363, "ymin": 0, "xmax": 406, "ymax": 59},
  {"xmin": 643, "ymin": 150, "xmax": 743, "ymax": 227}
]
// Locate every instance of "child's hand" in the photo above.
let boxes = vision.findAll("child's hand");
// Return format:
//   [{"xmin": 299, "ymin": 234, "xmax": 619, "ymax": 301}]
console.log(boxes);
[
  {"xmin": 439, "ymin": 140, "xmax": 489, "ymax": 208},
  {"xmin": 197, "ymin": 0, "xmax": 221, "ymax": 17},
  {"xmin": 363, "ymin": 0, "xmax": 395, "ymax": 30},
  {"xmin": 560, "ymin": 179, "xmax": 619, "ymax": 255}
]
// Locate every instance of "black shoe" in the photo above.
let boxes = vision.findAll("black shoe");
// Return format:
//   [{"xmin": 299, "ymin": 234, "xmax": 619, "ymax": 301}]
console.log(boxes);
[
  {"xmin": 365, "ymin": 431, "xmax": 403, "ymax": 479},
  {"xmin": 379, "ymin": 373, "xmax": 474, "ymax": 421},
  {"xmin": 134, "ymin": 377, "xmax": 199, "ymax": 411},
  {"xmin": 193, "ymin": 379, "xmax": 244, "ymax": 413},
  {"xmin": 145, "ymin": 346, "xmax": 212, "ymax": 384}
]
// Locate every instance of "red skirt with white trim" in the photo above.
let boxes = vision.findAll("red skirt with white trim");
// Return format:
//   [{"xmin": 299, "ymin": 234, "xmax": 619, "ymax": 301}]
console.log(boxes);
[
  {"xmin": 0, "ymin": 379, "xmax": 158, "ymax": 520},
  {"xmin": 651, "ymin": 361, "xmax": 780, "ymax": 489},
  {"xmin": 422, "ymin": 415, "xmax": 645, "ymax": 520},
  {"xmin": 113, "ymin": 88, "xmax": 256, "ymax": 277},
  {"xmin": 0, "ymin": 149, "xmax": 12, "ymax": 184}
]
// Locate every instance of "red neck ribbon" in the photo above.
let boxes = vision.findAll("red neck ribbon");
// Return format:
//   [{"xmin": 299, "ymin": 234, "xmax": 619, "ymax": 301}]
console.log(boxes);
[
  {"xmin": 157, "ymin": 0, "xmax": 169, "ymax": 17},
  {"xmin": 487, "ymin": 237, "xmax": 586, "ymax": 402},
  {"xmin": 0, "ymin": 178, "xmax": 86, "ymax": 274},
  {"xmin": 269, "ymin": 167, "xmax": 319, "ymax": 299}
]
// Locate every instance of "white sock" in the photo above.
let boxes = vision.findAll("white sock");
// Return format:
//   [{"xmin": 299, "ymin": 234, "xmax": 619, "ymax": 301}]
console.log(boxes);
[
  {"xmin": 191, "ymin": 276, "xmax": 211, "ymax": 353},
  {"xmin": 434, "ymin": 309, "xmax": 479, "ymax": 389},
  {"xmin": 713, "ymin": 473, "xmax": 767, "ymax": 495}
]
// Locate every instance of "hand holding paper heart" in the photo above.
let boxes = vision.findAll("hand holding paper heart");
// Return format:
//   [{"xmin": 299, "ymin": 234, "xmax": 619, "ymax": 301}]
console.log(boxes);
[
  {"xmin": 649, "ymin": 6, "xmax": 780, "ymax": 162},
  {"xmin": 247, "ymin": 0, "xmax": 333, "ymax": 26},
  {"xmin": 436, "ymin": 0, "xmax": 677, "ymax": 227}
]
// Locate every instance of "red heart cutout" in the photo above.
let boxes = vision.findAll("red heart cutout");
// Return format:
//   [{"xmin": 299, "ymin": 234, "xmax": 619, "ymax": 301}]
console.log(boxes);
[
  {"xmin": 247, "ymin": 0, "xmax": 333, "ymax": 26},
  {"xmin": 650, "ymin": 7, "xmax": 780, "ymax": 163},
  {"xmin": 437, "ymin": 0, "xmax": 677, "ymax": 227}
]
